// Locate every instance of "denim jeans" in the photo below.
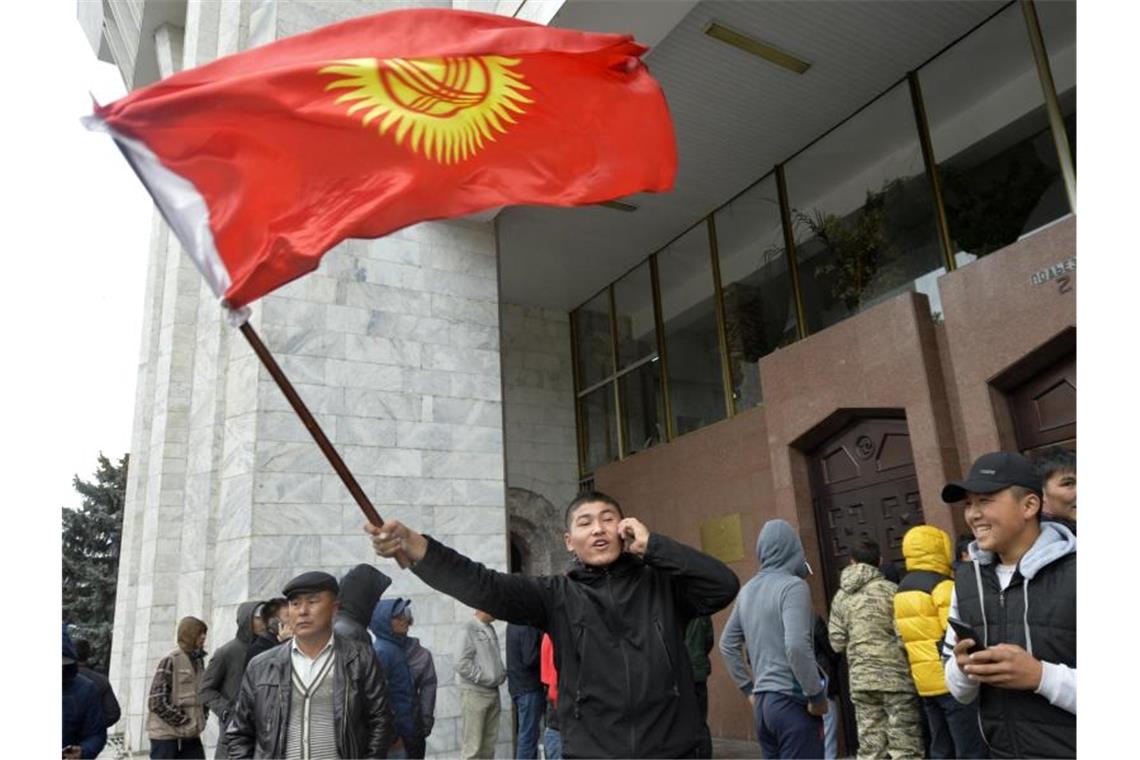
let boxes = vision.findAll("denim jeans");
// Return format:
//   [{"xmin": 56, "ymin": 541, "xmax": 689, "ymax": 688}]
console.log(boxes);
[
  {"xmin": 513, "ymin": 690, "xmax": 545, "ymax": 759},
  {"xmin": 542, "ymin": 727, "xmax": 562, "ymax": 760}
]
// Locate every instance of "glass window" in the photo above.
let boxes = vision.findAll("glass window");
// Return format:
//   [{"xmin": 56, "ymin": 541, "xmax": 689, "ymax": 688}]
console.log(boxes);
[
  {"xmin": 657, "ymin": 223, "xmax": 727, "ymax": 436},
  {"xmin": 572, "ymin": 289, "xmax": 613, "ymax": 390},
  {"xmin": 786, "ymin": 81, "xmax": 944, "ymax": 332},
  {"xmin": 619, "ymin": 361, "xmax": 665, "ymax": 455},
  {"xmin": 579, "ymin": 384, "xmax": 617, "ymax": 472},
  {"xmin": 920, "ymin": 2, "xmax": 1071, "ymax": 263},
  {"xmin": 714, "ymin": 175, "xmax": 799, "ymax": 409},
  {"xmin": 612, "ymin": 262, "xmax": 657, "ymax": 369},
  {"xmin": 1036, "ymin": 0, "xmax": 1075, "ymax": 166}
]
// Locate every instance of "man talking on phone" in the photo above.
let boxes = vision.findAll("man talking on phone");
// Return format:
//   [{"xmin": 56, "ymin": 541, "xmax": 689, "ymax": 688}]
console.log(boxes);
[
  {"xmin": 366, "ymin": 491, "xmax": 740, "ymax": 759},
  {"xmin": 940, "ymin": 452, "xmax": 1076, "ymax": 758}
]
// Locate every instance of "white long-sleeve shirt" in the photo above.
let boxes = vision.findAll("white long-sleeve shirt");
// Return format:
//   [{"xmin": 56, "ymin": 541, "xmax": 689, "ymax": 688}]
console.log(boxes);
[{"xmin": 942, "ymin": 564, "xmax": 1076, "ymax": 714}]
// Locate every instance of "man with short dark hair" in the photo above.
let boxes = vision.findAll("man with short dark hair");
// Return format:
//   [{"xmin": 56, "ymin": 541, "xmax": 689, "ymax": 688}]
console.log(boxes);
[
  {"xmin": 225, "ymin": 571, "xmax": 395, "ymax": 759},
  {"xmin": 244, "ymin": 598, "xmax": 289, "ymax": 669},
  {"xmin": 200, "ymin": 601, "xmax": 262, "ymax": 758},
  {"xmin": 1033, "ymin": 446, "xmax": 1076, "ymax": 534},
  {"xmin": 367, "ymin": 490, "xmax": 740, "ymax": 759},
  {"xmin": 829, "ymin": 537, "xmax": 922, "ymax": 759},
  {"xmin": 942, "ymin": 451, "xmax": 1076, "ymax": 758}
]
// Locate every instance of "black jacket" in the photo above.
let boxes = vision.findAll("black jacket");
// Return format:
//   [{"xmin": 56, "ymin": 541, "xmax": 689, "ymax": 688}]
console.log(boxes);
[
  {"xmin": 506, "ymin": 623, "xmax": 543, "ymax": 697},
  {"xmin": 954, "ymin": 527, "xmax": 1076, "ymax": 759},
  {"xmin": 201, "ymin": 599, "xmax": 262, "ymax": 739},
  {"xmin": 78, "ymin": 664, "xmax": 121, "ymax": 728},
  {"xmin": 334, "ymin": 563, "xmax": 392, "ymax": 648},
  {"xmin": 412, "ymin": 532, "xmax": 740, "ymax": 758},
  {"xmin": 225, "ymin": 635, "xmax": 395, "ymax": 759}
]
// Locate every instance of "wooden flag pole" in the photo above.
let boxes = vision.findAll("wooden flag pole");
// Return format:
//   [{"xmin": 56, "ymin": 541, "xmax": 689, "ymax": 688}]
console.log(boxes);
[{"xmin": 239, "ymin": 321, "xmax": 384, "ymax": 528}]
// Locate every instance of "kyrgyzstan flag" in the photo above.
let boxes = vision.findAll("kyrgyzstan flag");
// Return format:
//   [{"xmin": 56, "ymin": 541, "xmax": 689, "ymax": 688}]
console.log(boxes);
[{"xmin": 85, "ymin": 8, "xmax": 677, "ymax": 319}]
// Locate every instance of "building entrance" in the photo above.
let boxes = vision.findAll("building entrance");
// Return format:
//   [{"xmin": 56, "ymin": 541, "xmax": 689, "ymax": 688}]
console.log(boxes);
[{"xmin": 1008, "ymin": 350, "xmax": 1076, "ymax": 454}]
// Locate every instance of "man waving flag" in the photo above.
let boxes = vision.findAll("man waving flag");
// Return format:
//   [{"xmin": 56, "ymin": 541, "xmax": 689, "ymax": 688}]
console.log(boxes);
[{"xmin": 84, "ymin": 7, "xmax": 677, "ymax": 320}]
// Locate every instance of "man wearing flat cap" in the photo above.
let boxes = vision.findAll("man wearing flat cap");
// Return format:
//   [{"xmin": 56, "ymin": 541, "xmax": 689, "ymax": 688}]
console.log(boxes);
[{"xmin": 225, "ymin": 571, "xmax": 395, "ymax": 759}]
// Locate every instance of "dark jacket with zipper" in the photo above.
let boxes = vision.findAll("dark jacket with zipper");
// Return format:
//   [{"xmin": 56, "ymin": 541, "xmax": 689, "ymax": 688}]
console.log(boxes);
[
  {"xmin": 224, "ymin": 635, "xmax": 395, "ymax": 759},
  {"xmin": 954, "ymin": 525, "xmax": 1076, "ymax": 759},
  {"xmin": 201, "ymin": 600, "xmax": 261, "ymax": 756},
  {"xmin": 411, "ymin": 532, "xmax": 740, "ymax": 759}
]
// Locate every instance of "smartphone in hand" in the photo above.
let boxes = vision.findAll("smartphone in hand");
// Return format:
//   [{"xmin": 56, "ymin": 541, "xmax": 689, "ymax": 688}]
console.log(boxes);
[{"xmin": 948, "ymin": 618, "xmax": 984, "ymax": 654}]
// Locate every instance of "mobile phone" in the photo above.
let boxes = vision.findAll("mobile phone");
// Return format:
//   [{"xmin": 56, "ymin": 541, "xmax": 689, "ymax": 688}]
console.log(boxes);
[{"xmin": 947, "ymin": 618, "xmax": 984, "ymax": 654}]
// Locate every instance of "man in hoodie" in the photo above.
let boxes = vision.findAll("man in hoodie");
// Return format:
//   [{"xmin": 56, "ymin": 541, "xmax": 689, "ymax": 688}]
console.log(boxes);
[
  {"xmin": 719, "ymin": 519, "xmax": 827, "ymax": 759},
  {"xmin": 148, "ymin": 616, "xmax": 210, "ymax": 759},
  {"xmin": 200, "ymin": 601, "xmax": 262, "ymax": 758},
  {"xmin": 371, "ymin": 597, "xmax": 418, "ymax": 757},
  {"xmin": 63, "ymin": 625, "xmax": 107, "ymax": 759},
  {"xmin": 894, "ymin": 525, "xmax": 985, "ymax": 758},
  {"xmin": 335, "ymin": 563, "xmax": 392, "ymax": 648},
  {"xmin": 367, "ymin": 490, "xmax": 740, "ymax": 759},
  {"xmin": 400, "ymin": 603, "xmax": 437, "ymax": 760},
  {"xmin": 942, "ymin": 451, "xmax": 1076, "ymax": 758},
  {"xmin": 456, "ymin": 609, "xmax": 507, "ymax": 759},
  {"xmin": 828, "ymin": 537, "xmax": 922, "ymax": 759}
]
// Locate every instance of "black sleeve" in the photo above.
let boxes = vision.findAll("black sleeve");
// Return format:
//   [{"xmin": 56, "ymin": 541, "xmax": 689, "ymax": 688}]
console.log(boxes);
[
  {"xmin": 224, "ymin": 669, "xmax": 257, "ymax": 759},
  {"xmin": 411, "ymin": 536, "xmax": 552, "ymax": 628},
  {"xmin": 643, "ymin": 533, "xmax": 741, "ymax": 618},
  {"xmin": 522, "ymin": 626, "xmax": 542, "ymax": 671},
  {"xmin": 101, "ymin": 681, "xmax": 122, "ymax": 728},
  {"xmin": 363, "ymin": 645, "xmax": 397, "ymax": 758},
  {"xmin": 199, "ymin": 648, "xmax": 231, "ymax": 719}
]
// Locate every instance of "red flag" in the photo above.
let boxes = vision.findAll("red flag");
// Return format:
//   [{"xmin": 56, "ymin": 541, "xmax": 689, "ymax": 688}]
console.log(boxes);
[{"xmin": 85, "ymin": 8, "xmax": 677, "ymax": 317}]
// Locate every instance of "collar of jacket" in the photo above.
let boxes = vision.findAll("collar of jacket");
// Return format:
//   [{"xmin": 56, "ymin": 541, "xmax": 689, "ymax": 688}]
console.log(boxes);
[{"xmin": 567, "ymin": 551, "xmax": 643, "ymax": 583}]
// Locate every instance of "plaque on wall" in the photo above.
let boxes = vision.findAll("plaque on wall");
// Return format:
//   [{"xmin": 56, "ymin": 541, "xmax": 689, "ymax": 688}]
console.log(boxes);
[{"xmin": 700, "ymin": 513, "xmax": 745, "ymax": 564}]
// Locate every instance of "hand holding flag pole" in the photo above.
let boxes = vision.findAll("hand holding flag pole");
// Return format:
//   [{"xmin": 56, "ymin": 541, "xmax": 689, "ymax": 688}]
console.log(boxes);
[{"xmin": 84, "ymin": 7, "xmax": 676, "ymax": 560}]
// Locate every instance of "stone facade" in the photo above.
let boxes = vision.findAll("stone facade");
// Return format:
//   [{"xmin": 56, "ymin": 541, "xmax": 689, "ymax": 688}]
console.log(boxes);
[{"xmin": 104, "ymin": 3, "xmax": 533, "ymax": 756}]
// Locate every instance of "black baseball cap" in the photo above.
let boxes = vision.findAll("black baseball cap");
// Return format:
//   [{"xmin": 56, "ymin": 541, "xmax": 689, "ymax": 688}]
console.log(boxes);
[
  {"xmin": 283, "ymin": 571, "xmax": 339, "ymax": 599},
  {"xmin": 942, "ymin": 451, "xmax": 1043, "ymax": 504}
]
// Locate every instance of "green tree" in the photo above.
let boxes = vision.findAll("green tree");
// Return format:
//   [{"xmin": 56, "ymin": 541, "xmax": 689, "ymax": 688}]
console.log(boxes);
[{"xmin": 62, "ymin": 453, "xmax": 128, "ymax": 671}]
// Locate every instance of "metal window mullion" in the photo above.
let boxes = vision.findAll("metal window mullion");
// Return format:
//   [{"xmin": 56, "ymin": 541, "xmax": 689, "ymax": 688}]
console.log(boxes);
[
  {"xmin": 776, "ymin": 163, "xmax": 809, "ymax": 339},
  {"xmin": 707, "ymin": 216, "xmax": 736, "ymax": 418},
  {"xmin": 568, "ymin": 310, "xmax": 588, "ymax": 478},
  {"xmin": 607, "ymin": 285, "xmax": 625, "ymax": 460},
  {"xmin": 649, "ymin": 254, "xmax": 675, "ymax": 442},
  {"xmin": 1020, "ymin": 0, "xmax": 1076, "ymax": 213},
  {"xmin": 908, "ymin": 71, "xmax": 957, "ymax": 273}
]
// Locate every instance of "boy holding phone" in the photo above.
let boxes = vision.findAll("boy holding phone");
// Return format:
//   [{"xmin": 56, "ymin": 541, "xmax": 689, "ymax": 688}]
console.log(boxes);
[{"xmin": 940, "ymin": 452, "xmax": 1076, "ymax": 758}]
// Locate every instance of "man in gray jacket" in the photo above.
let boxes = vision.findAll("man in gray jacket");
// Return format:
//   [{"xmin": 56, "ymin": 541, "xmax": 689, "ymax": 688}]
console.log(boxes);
[
  {"xmin": 199, "ymin": 600, "xmax": 262, "ymax": 758},
  {"xmin": 456, "ymin": 609, "xmax": 506, "ymax": 759},
  {"xmin": 719, "ymin": 519, "xmax": 828, "ymax": 759}
]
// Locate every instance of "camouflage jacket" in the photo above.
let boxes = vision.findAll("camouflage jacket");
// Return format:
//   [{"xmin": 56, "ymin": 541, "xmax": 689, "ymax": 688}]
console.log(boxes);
[{"xmin": 828, "ymin": 563, "xmax": 915, "ymax": 693}]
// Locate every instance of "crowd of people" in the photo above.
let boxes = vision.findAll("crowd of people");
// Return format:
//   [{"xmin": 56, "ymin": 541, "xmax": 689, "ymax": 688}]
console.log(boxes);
[{"xmin": 62, "ymin": 445, "xmax": 1074, "ymax": 759}]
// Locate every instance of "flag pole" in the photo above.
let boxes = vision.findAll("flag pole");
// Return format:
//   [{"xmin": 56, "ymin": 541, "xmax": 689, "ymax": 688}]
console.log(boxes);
[{"xmin": 239, "ymin": 321, "xmax": 385, "ymax": 528}]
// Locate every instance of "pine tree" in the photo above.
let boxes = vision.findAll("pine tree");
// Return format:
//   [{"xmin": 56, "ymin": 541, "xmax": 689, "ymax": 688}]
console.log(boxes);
[{"xmin": 62, "ymin": 453, "xmax": 128, "ymax": 671}]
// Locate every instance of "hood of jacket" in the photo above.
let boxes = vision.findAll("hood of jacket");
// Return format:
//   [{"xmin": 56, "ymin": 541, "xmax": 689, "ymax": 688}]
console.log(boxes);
[
  {"xmin": 235, "ymin": 600, "xmax": 261, "ymax": 645},
  {"xmin": 176, "ymin": 616, "xmax": 208, "ymax": 656},
  {"xmin": 757, "ymin": 519, "xmax": 809, "ymax": 578},
  {"xmin": 968, "ymin": 520, "xmax": 1076, "ymax": 579},
  {"xmin": 839, "ymin": 561, "xmax": 883, "ymax": 594},
  {"xmin": 369, "ymin": 597, "xmax": 410, "ymax": 642},
  {"xmin": 902, "ymin": 525, "xmax": 953, "ymax": 575},
  {"xmin": 63, "ymin": 624, "xmax": 78, "ymax": 681},
  {"xmin": 338, "ymin": 564, "xmax": 392, "ymax": 629}
]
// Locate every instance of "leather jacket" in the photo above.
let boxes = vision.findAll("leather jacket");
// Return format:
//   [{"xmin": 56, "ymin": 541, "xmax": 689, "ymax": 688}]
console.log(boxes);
[{"xmin": 225, "ymin": 634, "xmax": 394, "ymax": 759}]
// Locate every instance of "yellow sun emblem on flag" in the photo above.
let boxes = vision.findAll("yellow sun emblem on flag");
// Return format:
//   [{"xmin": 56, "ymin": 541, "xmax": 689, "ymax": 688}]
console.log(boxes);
[{"xmin": 320, "ymin": 56, "xmax": 533, "ymax": 164}]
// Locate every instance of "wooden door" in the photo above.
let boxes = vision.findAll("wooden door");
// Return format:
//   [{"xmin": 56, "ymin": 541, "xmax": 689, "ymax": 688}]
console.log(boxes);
[{"xmin": 1008, "ymin": 351, "xmax": 1076, "ymax": 454}]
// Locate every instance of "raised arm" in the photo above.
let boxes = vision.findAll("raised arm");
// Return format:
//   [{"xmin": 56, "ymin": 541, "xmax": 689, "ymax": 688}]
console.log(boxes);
[
  {"xmin": 630, "ymin": 526, "xmax": 740, "ymax": 616},
  {"xmin": 367, "ymin": 521, "xmax": 551, "ymax": 627}
]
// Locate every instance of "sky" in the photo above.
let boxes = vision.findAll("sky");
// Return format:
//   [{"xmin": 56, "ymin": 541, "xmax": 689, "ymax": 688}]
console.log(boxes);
[{"xmin": 2, "ymin": 3, "xmax": 152, "ymax": 513}]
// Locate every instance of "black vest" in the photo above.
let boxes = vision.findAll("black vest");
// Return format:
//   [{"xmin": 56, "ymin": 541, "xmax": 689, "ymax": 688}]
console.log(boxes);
[{"xmin": 954, "ymin": 553, "xmax": 1076, "ymax": 758}]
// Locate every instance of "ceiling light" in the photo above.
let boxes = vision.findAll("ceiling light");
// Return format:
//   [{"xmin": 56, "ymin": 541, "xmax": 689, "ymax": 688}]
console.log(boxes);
[
  {"xmin": 704, "ymin": 22, "xmax": 811, "ymax": 74},
  {"xmin": 599, "ymin": 200, "xmax": 638, "ymax": 212}
]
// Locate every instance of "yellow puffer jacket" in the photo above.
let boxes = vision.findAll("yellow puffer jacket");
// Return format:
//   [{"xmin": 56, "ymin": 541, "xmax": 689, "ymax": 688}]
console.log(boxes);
[{"xmin": 892, "ymin": 525, "xmax": 954, "ymax": 696}]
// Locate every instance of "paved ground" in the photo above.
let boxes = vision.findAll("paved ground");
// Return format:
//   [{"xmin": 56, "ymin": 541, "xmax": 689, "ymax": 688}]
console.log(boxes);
[{"xmin": 712, "ymin": 736, "xmax": 763, "ymax": 758}]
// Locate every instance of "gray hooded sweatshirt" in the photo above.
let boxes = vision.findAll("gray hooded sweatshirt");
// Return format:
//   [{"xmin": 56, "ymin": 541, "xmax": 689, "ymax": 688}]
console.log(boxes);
[{"xmin": 719, "ymin": 519, "xmax": 824, "ymax": 702}]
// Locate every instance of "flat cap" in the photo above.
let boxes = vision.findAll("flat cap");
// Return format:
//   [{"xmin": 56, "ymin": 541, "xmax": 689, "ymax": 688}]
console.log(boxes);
[{"xmin": 283, "ymin": 570, "xmax": 339, "ymax": 599}]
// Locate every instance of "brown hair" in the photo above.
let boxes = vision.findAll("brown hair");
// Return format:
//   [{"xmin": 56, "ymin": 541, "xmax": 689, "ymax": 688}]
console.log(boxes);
[{"xmin": 176, "ymin": 616, "xmax": 208, "ymax": 653}]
